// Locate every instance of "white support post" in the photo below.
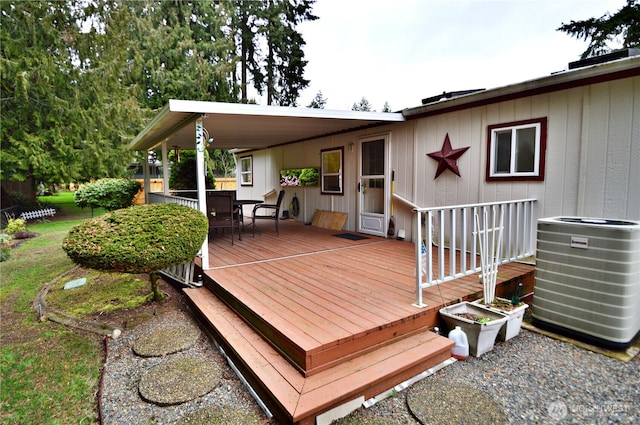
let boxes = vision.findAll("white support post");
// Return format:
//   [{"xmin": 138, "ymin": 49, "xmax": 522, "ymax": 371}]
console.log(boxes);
[
  {"xmin": 161, "ymin": 139, "xmax": 170, "ymax": 196},
  {"xmin": 413, "ymin": 210, "xmax": 426, "ymax": 308},
  {"xmin": 195, "ymin": 117, "xmax": 210, "ymax": 270},
  {"xmin": 143, "ymin": 149, "xmax": 150, "ymax": 204}
]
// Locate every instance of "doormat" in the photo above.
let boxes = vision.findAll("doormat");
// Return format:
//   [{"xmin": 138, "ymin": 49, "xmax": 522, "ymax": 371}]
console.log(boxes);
[{"xmin": 333, "ymin": 233, "xmax": 369, "ymax": 241}]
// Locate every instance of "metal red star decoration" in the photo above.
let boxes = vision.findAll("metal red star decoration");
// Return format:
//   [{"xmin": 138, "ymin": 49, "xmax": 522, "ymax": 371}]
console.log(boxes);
[{"xmin": 427, "ymin": 133, "xmax": 470, "ymax": 178}]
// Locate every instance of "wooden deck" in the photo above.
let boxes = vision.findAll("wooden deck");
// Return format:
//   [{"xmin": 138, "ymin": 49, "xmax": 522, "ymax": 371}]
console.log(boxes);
[{"xmin": 183, "ymin": 220, "xmax": 535, "ymax": 424}]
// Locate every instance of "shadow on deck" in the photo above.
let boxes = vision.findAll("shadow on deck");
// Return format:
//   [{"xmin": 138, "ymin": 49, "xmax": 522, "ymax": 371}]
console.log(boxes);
[{"xmin": 182, "ymin": 220, "xmax": 535, "ymax": 424}]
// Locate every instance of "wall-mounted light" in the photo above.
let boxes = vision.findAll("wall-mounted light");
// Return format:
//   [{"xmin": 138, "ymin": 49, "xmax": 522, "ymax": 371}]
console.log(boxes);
[{"xmin": 348, "ymin": 143, "xmax": 354, "ymax": 152}]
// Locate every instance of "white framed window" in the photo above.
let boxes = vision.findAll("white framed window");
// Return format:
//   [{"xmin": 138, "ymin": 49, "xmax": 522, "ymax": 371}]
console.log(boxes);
[
  {"xmin": 239, "ymin": 155, "xmax": 253, "ymax": 186},
  {"xmin": 321, "ymin": 147, "xmax": 343, "ymax": 195},
  {"xmin": 487, "ymin": 117, "xmax": 547, "ymax": 181}
]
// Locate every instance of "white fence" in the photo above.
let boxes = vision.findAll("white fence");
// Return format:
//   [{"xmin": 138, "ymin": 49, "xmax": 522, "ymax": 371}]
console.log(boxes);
[
  {"xmin": 19, "ymin": 208, "xmax": 57, "ymax": 220},
  {"xmin": 413, "ymin": 199, "xmax": 536, "ymax": 308}
]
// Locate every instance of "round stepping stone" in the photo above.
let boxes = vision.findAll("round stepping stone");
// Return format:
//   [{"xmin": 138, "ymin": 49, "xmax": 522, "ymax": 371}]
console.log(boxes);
[
  {"xmin": 407, "ymin": 380, "xmax": 507, "ymax": 425},
  {"xmin": 138, "ymin": 356, "xmax": 221, "ymax": 406},
  {"xmin": 132, "ymin": 323, "xmax": 200, "ymax": 357},
  {"xmin": 175, "ymin": 405, "xmax": 264, "ymax": 425}
]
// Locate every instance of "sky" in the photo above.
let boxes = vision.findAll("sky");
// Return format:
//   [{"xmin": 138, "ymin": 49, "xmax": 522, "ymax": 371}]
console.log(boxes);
[{"xmin": 295, "ymin": 0, "xmax": 628, "ymax": 111}]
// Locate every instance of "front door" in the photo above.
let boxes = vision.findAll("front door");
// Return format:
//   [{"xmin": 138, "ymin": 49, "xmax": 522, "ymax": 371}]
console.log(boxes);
[{"xmin": 357, "ymin": 136, "xmax": 388, "ymax": 236}]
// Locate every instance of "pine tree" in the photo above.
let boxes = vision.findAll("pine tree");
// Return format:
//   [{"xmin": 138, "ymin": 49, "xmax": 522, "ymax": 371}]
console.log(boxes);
[
  {"xmin": 1, "ymin": 0, "xmax": 143, "ymax": 185},
  {"xmin": 558, "ymin": 0, "xmax": 640, "ymax": 59},
  {"xmin": 233, "ymin": 0, "xmax": 317, "ymax": 106},
  {"xmin": 126, "ymin": 0, "xmax": 237, "ymax": 109},
  {"xmin": 308, "ymin": 91, "xmax": 327, "ymax": 109},
  {"xmin": 352, "ymin": 97, "xmax": 373, "ymax": 112}
]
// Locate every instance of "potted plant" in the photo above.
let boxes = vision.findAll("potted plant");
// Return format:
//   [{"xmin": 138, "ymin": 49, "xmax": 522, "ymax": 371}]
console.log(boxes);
[
  {"xmin": 472, "ymin": 283, "xmax": 528, "ymax": 341},
  {"xmin": 439, "ymin": 302, "xmax": 508, "ymax": 357}
]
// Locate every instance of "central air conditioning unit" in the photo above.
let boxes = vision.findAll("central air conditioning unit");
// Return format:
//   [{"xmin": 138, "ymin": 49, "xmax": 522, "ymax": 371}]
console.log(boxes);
[{"xmin": 533, "ymin": 217, "xmax": 640, "ymax": 348}]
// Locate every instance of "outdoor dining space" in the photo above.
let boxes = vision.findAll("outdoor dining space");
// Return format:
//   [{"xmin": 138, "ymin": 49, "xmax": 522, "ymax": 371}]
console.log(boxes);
[
  {"xmin": 183, "ymin": 217, "xmax": 535, "ymax": 424},
  {"xmin": 203, "ymin": 189, "xmax": 286, "ymax": 245}
]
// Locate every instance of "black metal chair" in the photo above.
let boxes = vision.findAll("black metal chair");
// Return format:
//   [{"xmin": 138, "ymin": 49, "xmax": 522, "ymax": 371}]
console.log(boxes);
[
  {"xmin": 207, "ymin": 191, "xmax": 242, "ymax": 245},
  {"xmin": 252, "ymin": 190, "xmax": 285, "ymax": 236}
]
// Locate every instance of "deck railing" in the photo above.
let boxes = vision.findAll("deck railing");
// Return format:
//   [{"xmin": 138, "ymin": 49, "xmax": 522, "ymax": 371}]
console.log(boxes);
[
  {"xmin": 148, "ymin": 191, "xmax": 199, "ymax": 209},
  {"xmin": 413, "ymin": 198, "xmax": 536, "ymax": 308}
]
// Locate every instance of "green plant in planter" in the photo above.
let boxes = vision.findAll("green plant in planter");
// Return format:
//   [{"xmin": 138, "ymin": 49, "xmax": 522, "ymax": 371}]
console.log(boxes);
[
  {"xmin": 455, "ymin": 313, "xmax": 492, "ymax": 323},
  {"xmin": 62, "ymin": 203, "xmax": 208, "ymax": 301}
]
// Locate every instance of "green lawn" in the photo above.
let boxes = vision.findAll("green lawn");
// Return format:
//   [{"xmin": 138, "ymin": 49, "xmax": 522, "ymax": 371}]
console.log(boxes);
[
  {"xmin": 38, "ymin": 191, "xmax": 106, "ymax": 219},
  {"xmin": 0, "ymin": 193, "xmax": 150, "ymax": 424},
  {"xmin": 0, "ymin": 218, "xmax": 103, "ymax": 424}
]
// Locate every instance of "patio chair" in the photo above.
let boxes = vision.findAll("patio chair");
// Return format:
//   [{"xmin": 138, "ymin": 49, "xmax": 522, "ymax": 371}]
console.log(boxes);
[
  {"xmin": 207, "ymin": 191, "xmax": 242, "ymax": 245},
  {"xmin": 252, "ymin": 190, "xmax": 285, "ymax": 236}
]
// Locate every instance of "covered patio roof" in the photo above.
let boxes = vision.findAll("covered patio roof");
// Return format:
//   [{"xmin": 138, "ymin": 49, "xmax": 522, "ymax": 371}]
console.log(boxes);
[{"xmin": 128, "ymin": 99, "xmax": 405, "ymax": 152}]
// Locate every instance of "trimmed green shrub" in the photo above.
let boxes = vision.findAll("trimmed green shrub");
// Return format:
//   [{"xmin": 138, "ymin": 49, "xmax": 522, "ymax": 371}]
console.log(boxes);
[
  {"xmin": 74, "ymin": 178, "xmax": 141, "ymax": 211},
  {"xmin": 62, "ymin": 203, "xmax": 208, "ymax": 300}
]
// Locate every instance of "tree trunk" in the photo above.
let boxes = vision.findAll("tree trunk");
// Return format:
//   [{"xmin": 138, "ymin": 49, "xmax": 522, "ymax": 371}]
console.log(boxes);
[
  {"xmin": 149, "ymin": 271, "xmax": 165, "ymax": 301},
  {"xmin": 240, "ymin": 2, "xmax": 249, "ymax": 104}
]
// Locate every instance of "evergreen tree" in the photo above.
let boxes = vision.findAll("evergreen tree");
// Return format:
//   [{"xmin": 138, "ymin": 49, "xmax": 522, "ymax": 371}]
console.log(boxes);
[
  {"xmin": 169, "ymin": 150, "xmax": 215, "ymax": 189},
  {"xmin": 233, "ymin": 0, "xmax": 265, "ymax": 103},
  {"xmin": 1, "ymin": 0, "xmax": 143, "ymax": 185},
  {"xmin": 209, "ymin": 148, "xmax": 237, "ymax": 177},
  {"xmin": 233, "ymin": 0, "xmax": 317, "ymax": 106},
  {"xmin": 264, "ymin": 0, "xmax": 318, "ymax": 106},
  {"xmin": 382, "ymin": 101, "xmax": 392, "ymax": 112},
  {"xmin": 308, "ymin": 90, "xmax": 327, "ymax": 109},
  {"xmin": 1, "ymin": 0, "xmax": 319, "ymax": 191},
  {"xmin": 558, "ymin": 0, "xmax": 640, "ymax": 59},
  {"xmin": 352, "ymin": 97, "xmax": 373, "ymax": 112},
  {"xmin": 125, "ymin": 0, "xmax": 237, "ymax": 109}
]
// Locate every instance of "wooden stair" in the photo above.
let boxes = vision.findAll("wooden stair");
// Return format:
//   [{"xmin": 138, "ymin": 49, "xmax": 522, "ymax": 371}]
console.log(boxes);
[
  {"xmin": 184, "ymin": 287, "xmax": 454, "ymax": 425},
  {"xmin": 204, "ymin": 271, "xmax": 442, "ymax": 377}
]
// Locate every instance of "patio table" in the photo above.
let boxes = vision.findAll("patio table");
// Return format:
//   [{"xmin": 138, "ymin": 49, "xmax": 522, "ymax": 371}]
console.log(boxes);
[{"xmin": 234, "ymin": 199, "xmax": 264, "ymax": 232}]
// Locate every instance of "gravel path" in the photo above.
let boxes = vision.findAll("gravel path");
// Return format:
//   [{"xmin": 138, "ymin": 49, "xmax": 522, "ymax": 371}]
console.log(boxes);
[
  {"xmin": 101, "ymin": 309, "xmax": 640, "ymax": 425},
  {"xmin": 101, "ymin": 310, "xmax": 270, "ymax": 425}
]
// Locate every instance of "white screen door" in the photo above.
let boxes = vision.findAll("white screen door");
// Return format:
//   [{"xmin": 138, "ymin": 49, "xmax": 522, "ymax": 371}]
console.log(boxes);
[{"xmin": 357, "ymin": 136, "xmax": 388, "ymax": 236}]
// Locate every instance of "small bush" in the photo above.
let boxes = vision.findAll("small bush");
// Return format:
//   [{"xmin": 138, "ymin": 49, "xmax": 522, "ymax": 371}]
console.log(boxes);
[
  {"xmin": 4, "ymin": 218, "xmax": 26, "ymax": 234},
  {"xmin": 0, "ymin": 246, "xmax": 10, "ymax": 262},
  {"xmin": 74, "ymin": 178, "xmax": 141, "ymax": 211},
  {"xmin": 169, "ymin": 150, "xmax": 215, "ymax": 190}
]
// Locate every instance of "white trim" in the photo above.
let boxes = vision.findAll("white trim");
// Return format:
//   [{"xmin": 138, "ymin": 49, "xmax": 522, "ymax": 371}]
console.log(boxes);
[
  {"xmin": 489, "ymin": 122, "xmax": 542, "ymax": 178},
  {"xmin": 168, "ymin": 99, "xmax": 404, "ymax": 122}
]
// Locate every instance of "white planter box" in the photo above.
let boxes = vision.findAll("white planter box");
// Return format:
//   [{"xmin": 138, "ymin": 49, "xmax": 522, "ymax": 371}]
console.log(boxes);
[
  {"xmin": 439, "ymin": 302, "xmax": 508, "ymax": 357},
  {"xmin": 472, "ymin": 298, "xmax": 529, "ymax": 341}
]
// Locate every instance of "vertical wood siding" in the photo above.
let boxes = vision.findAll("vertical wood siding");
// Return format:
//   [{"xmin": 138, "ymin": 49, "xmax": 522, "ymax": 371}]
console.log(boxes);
[{"xmin": 240, "ymin": 75, "xmax": 639, "ymax": 239}]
